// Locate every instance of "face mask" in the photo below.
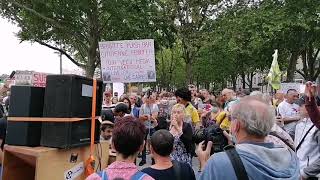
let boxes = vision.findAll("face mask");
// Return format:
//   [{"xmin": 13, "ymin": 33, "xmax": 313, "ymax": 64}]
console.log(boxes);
[
  {"xmin": 231, "ymin": 134, "xmax": 237, "ymax": 144},
  {"xmin": 230, "ymin": 122, "xmax": 238, "ymax": 144}
]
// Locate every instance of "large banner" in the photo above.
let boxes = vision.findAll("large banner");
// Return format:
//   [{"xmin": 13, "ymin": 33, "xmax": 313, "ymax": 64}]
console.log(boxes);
[{"xmin": 99, "ymin": 39, "xmax": 156, "ymax": 83}]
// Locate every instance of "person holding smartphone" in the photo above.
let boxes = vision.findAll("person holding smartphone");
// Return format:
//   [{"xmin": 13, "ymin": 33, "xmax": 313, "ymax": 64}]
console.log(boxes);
[{"xmin": 139, "ymin": 91, "xmax": 159, "ymax": 166}]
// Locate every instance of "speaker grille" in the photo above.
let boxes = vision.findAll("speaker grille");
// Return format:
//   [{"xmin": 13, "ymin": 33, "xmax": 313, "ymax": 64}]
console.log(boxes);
[
  {"xmin": 41, "ymin": 119, "xmax": 100, "ymax": 149},
  {"xmin": 43, "ymin": 75, "xmax": 103, "ymax": 118}
]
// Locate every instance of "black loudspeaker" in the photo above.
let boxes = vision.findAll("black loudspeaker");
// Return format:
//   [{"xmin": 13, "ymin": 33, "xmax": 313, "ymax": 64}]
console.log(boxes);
[
  {"xmin": 6, "ymin": 86, "xmax": 45, "ymax": 146},
  {"xmin": 40, "ymin": 119, "xmax": 100, "ymax": 148},
  {"xmin": 43, "ymin": 74, "xmax": 103, "ymax": 118}
]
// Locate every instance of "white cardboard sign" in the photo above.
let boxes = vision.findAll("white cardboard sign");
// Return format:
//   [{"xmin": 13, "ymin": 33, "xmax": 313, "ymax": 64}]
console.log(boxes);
[
  {"xmin": 280, "ymin": 83, "xmax": 306, "ymax": 93},
  {"xmin": 99, "ymin": 39, "xmax": 156, "ymax": 83}
]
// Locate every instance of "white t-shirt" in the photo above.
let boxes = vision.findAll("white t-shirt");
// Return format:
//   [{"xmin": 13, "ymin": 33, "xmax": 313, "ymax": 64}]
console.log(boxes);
[
  {"xmin": 277, "ymin": 100, "xmax": 300, "ymax": 136},
  {"xmin": 277, "ymin": 100, "xmax": 300, "ymax": 118}
]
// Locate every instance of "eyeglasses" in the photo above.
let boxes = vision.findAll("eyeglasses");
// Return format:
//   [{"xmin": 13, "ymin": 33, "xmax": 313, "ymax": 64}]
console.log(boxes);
[{"xmin": 227, "ymin": 114, "xmax": 237, "ymax": 121}]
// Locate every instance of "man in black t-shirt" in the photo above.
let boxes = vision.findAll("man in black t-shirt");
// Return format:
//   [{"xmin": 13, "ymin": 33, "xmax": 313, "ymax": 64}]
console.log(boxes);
[{"xmin": 142, "ymin": 130, "xmax": 196, "ymax": 180}]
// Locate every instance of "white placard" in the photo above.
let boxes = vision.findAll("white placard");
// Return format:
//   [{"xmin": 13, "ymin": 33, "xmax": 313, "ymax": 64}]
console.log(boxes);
[
  {"xmin": 99, "ymin": 39, "xmax": 156, "ymax": 83},
  {"xmin": 113, "ymin": 83, "xmax": 125, "ymax": 98},
  {"xmin": 64, "ymin": 162, "xmax": 84, "ymax": 180},
  {"xmin": 280, "ymin": 83, "xmax": 304, "ymax": 93},
  {"xmin": 14, "ymin": 70, "xmax": 33, "ymax": 85}
]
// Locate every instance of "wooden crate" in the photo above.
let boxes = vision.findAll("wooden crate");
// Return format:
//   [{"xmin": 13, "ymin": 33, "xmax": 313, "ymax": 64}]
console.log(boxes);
[{"xmin": 2, "ymin": 142, "xmax": 109, "ymax": 180}]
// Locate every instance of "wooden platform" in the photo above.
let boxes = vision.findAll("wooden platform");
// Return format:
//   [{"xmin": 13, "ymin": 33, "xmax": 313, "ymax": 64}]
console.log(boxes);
[{"xmin": 2, "ymin": 142, "xmax": 109, "ymax": 180}]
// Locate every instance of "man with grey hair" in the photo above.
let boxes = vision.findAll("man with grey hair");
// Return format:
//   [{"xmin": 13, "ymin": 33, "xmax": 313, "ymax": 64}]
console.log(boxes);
[
  {"xmin": 249, "ymin": 91, "xmax": 295, "ymax": 150},
  {"xmin": 277, "ymin": 89, "xmax": 300, "ymax": 139},
  {"xmin": 221, "ymin": 88, "xmax": 238, "ymax": 111},
  {"xmin": 197, "ymin": 97, "xmax": 299, "ymax": 180}
]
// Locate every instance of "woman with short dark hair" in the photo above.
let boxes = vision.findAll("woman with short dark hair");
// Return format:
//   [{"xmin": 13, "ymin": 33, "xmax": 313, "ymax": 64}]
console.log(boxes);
[{"xmin": 86, "ymin": 116, "xmax": 154, "ymax": 180}]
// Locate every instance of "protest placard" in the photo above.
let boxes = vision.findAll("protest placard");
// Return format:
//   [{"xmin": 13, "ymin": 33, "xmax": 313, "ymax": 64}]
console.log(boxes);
[
  {"xmin": 113, "ymin": 83, "xmax": 125, "ymax": 98},
  {"xmin": 32, "ymin": 72, "xmax": 47, "ymax": 87},
  {"xmin": 14, "ymin": 71, "xmax": 47, "ymax": 87},
  {"xmin": 280, "ymin": 83, "xmax": 305, "ymax": 93},
  {"xmin": 14, "ymin": 70, "xmax": 33, "ymax": 85},
  {"xmin": 99, "ymin": 39, "xmax": 156, "ymax": 83}
]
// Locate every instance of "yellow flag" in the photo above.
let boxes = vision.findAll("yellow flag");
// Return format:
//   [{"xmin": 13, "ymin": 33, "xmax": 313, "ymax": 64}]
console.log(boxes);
[{"xmin": 266, "ymin": 50, "xmax": 281, "ymax": 90}]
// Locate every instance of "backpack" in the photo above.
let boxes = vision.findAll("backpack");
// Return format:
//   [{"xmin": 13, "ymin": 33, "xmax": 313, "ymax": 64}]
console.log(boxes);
[{"xmin": 97, "ymin": 170, "xmax": 147, "ymax": 180}]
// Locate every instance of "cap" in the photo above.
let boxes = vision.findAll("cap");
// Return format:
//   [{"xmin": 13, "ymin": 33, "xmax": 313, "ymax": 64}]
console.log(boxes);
[{"xmin": 114, "ymin": 103, "xmax": 130, "ymax": 114}]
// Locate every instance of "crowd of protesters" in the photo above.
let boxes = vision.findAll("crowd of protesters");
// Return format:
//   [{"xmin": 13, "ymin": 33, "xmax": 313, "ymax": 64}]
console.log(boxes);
[
  {"xmin": 0, "ymin": 81, "xmax": 319, "ymax": 180},
  {"xmin": 87, "ymin": 81, "xmax": 320, "ymax": 180}
]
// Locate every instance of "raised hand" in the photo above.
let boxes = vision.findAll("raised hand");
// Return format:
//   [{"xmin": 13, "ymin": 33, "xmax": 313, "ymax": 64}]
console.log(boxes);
[{"xmin": 305, "ymin": 81, "xmax": 317, "ymax": 101}]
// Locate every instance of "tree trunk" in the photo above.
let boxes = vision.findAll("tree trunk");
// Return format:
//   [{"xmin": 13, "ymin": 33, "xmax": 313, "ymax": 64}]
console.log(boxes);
[
  {"xmin": 312, "ymin": 49, "xmax": 320, "ymax": 81},
  {"xmin": 232, "ymin": 79, "xmax": 237, "ymax": 91},
  {"xmin": 85, "ymin": 63, "xmax": 95, "ymax": 77},
  {"xmin": 248, "ymin": 72, "xmax": 254, "ymax": 92},
  {"xmin": 186, "ymin": 61, "xmax": 193, "ymax": 85},
  {"xmin": 167, "ymin": 50, "xmax": 174, "ymax": 91},
  {"xmin": 241, "ymin": 72, "xmax": 246, "ymax": 89},
  {"xmin": 231, "ymin": 75, "xmax": 237, "ymax": 91},
  {"xmin": 85, "ymin": 1, "xmax": 99, "ymax": 78},
  {"xmin": 286, "ymin": 51, "xmax": 299, "ymax": 82}
]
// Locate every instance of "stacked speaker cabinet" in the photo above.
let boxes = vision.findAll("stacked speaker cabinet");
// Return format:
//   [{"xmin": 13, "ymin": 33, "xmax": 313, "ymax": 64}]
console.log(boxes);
[
  {"xmin": 6, "ymin": 86, "xmax": 45, "ymax": 146},
  {"xmin": 41, "ymin": 75, "xmax": 103, "ymax": 148},
  {"xmin": 43, "ymin": 74, "xmax": 103, "ymax": 118},
  {"xmin": 40, "ymin": 119, "xmax": 100, "ymax": 149}
]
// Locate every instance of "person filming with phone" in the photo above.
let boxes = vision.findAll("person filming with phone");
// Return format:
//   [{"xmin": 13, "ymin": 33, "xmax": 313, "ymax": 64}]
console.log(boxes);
[{"xmin": 139, "ymin": 90, "xmax": 159, "ymax": 166}]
